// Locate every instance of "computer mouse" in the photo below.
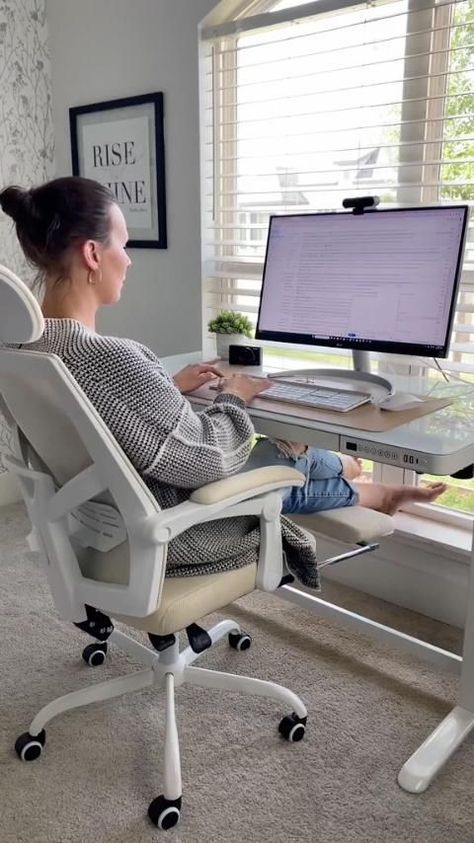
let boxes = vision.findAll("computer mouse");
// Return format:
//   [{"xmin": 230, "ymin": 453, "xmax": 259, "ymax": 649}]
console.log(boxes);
[{"xmin": 378, "ymin": 392, "xmax": 424, "ymax": 412}]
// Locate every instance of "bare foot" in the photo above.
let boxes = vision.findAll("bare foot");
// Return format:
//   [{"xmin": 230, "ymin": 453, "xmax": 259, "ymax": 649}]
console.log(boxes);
[
  {"xmin": 354, "ymin": 481, "xmax": 447, "ymax": 515},
  {"xmin": 399, "ymin": 482, "xmax": 447, "ymax": 513},
  {"xmin": 340, "ymin": 454, "xmax": 363, "ymax": 481}
]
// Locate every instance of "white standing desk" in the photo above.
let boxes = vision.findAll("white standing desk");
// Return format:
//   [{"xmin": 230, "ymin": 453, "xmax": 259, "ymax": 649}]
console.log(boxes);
[{"xmin": 191, "ymin": 370, "xmax": 474, "ymax": 793}]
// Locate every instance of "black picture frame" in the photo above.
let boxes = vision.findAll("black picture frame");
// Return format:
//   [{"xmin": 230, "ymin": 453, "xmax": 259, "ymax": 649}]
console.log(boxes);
[{"xmin": 69, "ymin": 92, "xmax": 167, "ymax": 249}]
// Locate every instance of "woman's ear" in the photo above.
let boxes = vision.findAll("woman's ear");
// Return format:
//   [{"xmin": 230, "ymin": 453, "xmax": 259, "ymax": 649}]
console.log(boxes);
[{"xmin": 81, "ymin": 239, "xmax": 101, "ymax": 271}]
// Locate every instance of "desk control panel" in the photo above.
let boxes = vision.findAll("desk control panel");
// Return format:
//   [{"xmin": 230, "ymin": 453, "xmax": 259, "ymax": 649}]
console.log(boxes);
[
  {"xmin": 342, "ymin": 437, "xmax": 430, "ymax": 470},
  {"xmin": 341, "ymin": 436, "xmax": 457, "ymax": 475}
]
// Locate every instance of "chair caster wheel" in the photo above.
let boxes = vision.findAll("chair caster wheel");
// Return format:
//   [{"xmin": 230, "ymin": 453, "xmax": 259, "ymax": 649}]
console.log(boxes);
[
  {"xmin": 82, "ymin": 642, "xmax": 108, "ymax": 666},
  {"xmin": 148, "ymin": 794, "xmax": 182, "ymax": 830},
  {"xmin": 279, "ymin": 712, "xmax": 307, "ymax": 742},
  {"xmin": 228, "ymin": 630, "xmax": 252, "ymax": 651},
  {"xmin": 15, "ymin": 729, "xmax": 46, "ymax": 761}
]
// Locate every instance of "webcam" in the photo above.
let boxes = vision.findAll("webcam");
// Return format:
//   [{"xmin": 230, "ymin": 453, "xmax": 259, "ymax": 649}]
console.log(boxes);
[
  {"xmin": 342, "ymin": 196, "xmax": 380, "ymax": 215},
  {"xmin": 228, "ymin": 345, "xmax": 262, "ymax": 366}
]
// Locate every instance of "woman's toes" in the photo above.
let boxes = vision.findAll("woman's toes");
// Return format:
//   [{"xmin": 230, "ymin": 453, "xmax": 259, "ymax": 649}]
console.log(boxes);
[{"xmin": 424, "ymin": 482, "xmax": 447, "ymax": 499}]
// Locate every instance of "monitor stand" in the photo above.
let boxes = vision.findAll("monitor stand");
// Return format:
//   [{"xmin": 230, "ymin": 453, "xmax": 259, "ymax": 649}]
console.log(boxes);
[{"xmin": 353, "ymin": 349, "xmax": 371, "ymax": 374}]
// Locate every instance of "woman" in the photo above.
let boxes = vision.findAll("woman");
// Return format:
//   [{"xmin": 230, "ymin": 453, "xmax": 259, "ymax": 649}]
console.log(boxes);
[{"xmin": 0, "ymin": 177, "xmax": 445, "ymax": 584}]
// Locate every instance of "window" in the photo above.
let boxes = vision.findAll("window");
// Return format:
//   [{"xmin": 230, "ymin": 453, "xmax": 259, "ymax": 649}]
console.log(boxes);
[{"xmin": 200, "ymin": 0, "xmax": 474, "ymax": 518}]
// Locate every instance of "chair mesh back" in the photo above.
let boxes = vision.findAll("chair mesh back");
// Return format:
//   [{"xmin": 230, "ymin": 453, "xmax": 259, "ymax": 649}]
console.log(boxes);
[
  {"xmin": 0, "ymin": 348, "xmax": 158, "ymax": 520},
  {"xmin": 2, "ymin": 360, "xmax": 92, "ymax": 485}
]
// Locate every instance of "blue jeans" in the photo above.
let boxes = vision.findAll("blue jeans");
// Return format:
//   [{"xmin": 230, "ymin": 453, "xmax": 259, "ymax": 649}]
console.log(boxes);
[{"xmin": 244, "ymin": 438, "xmax": 358, "ymax": 514}]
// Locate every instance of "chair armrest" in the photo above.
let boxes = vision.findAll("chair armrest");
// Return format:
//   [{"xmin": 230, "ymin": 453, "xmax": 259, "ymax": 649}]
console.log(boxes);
[
  {"xmin": 190, "ymin": 466, "xmax": 304, "ymax": 504},
  {"xmin": 139, "ymin": 466, "xmax": 305, "ymax": 594},
  {"xmin": 144, "ymin": 466, "xmax": 305, "ymax": 543}
]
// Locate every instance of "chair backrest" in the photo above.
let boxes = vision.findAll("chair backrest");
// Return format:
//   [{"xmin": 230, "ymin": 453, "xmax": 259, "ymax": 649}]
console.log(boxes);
[{"xmin": 0, "ymin": 265, "xmax": 168, "ymax": 621}]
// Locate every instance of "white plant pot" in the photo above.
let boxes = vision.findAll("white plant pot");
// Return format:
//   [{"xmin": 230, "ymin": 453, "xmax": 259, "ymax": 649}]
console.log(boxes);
[{"xmin": 215, "ymin": 333, "xmax": 245, "ymax": 361}]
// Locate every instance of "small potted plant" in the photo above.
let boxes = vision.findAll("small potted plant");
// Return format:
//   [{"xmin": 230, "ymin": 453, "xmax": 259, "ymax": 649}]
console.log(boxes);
[{"xmin": 208, "ymin": 310, "xmax": 253, "ymax": 360}]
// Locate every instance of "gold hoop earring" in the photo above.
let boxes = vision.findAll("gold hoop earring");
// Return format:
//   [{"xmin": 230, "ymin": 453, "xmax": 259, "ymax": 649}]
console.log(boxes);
[{"xmin": 87, "ymin": 268, "xmax": 102, "ymax": 285}]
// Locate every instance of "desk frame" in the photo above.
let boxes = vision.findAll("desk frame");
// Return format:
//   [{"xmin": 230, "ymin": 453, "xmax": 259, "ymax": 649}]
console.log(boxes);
[{"xmin": 191, "ymin": 391, "xmax": 474, "ymax": 792}]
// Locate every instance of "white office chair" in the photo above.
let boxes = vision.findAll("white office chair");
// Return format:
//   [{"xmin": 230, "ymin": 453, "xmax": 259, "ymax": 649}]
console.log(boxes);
[{"xmin": 0, "ymin": 264, "xmax": 316, "ymax": 831}]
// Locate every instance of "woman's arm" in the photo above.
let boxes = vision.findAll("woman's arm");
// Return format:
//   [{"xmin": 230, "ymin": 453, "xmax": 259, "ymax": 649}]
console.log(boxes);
[{"xmin": 78, "ymin": 339, "xmax": 255, "ymax": 489}]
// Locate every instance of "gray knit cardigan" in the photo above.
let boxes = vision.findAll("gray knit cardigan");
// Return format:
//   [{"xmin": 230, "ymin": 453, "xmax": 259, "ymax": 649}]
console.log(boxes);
[{"xmin": 28, "ymin": 319, "xmax": 319, "ymax": 588}]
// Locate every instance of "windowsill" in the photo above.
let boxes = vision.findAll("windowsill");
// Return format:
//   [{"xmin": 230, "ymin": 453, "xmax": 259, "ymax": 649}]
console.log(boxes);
[{"xmin": 393, "ymin": 510, "xmax": 473, "ymax": 557}]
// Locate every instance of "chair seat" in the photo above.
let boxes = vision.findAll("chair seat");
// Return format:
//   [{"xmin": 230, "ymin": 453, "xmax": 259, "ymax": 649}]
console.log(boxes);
[
  {"xmin": 77, "ymin": 539, "xmax": 258, "ymax": 634},
  {"xmin": 117, "ymin": 564, "xmax": 257, "ymax": 634},
  {"xmin": 290, "ymin": 506, "xmax": 394, "ymax": 544}
]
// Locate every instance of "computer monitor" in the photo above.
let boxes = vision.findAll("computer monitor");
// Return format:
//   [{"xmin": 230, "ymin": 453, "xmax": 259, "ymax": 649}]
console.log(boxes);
[{"xmin": 255, "ymin": 205, "xmax": 468, "ymax": 367}]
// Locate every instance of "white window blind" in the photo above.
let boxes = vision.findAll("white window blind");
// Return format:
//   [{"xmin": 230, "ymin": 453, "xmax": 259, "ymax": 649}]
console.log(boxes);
[{"xmin": 201, "ymin": 0, "xmax": 474, "ymax": 377}]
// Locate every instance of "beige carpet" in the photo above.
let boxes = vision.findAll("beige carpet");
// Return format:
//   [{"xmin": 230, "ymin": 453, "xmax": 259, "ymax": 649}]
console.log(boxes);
[{"xmin": 0, "ymin": 502, "xmax": 472, "ymax": 843}]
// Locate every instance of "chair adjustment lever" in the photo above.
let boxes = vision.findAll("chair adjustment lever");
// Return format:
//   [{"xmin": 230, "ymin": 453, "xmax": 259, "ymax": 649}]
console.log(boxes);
[
  {"xmin": 186, "ymin": 623, "xmax": 212, "ymax": 654},
  {"xmin": 318, "ymin": 542, "xmax": 379, "ymax": 570},
  {"xmin": 74, "ymin": 604, "xmax": 114, "ymax": 641}
]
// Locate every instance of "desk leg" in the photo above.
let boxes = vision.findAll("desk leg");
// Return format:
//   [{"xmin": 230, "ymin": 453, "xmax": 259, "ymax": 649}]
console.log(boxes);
[{"xmin": 398, "ymin": 523, "xmax": 474, "ymax": 794}]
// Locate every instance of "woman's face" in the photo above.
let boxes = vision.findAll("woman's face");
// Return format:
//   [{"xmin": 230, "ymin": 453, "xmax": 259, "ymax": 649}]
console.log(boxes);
[{"xmin": 97, "ymin": 204, "xmax": 132, "ymax": 303}]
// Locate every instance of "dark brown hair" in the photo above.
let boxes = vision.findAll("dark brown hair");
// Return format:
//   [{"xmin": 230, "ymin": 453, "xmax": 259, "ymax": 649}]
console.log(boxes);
[{"xmin": 0, "ymin": 176, "xmax": 115, "ymax": 285}]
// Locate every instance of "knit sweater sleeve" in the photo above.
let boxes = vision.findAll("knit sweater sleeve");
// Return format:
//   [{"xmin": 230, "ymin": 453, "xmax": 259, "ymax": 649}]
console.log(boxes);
[{"xmin": 71, "ymin": 336, "xmax": 255, "ymax": 489}]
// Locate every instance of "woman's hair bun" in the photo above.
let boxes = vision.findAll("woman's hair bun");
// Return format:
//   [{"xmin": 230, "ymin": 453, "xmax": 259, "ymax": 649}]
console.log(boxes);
[
  {"xmin": 0, "ymin": 177, "xmax": 114, "ymax": 279},
  {"xmin": 0, "ymin": 185, "xmax": 34, "ymax": 224}
]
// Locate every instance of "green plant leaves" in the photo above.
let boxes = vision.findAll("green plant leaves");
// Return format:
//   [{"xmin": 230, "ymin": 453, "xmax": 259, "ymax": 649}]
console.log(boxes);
[{"xmin": 208, "ymin": 309, "xmax": 253, "ymax": 337}]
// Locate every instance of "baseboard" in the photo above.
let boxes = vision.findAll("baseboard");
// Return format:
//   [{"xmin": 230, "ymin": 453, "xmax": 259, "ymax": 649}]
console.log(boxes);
[{"xmin": 0, "ymin": 471, "xmax": 21, "ymax": 506}]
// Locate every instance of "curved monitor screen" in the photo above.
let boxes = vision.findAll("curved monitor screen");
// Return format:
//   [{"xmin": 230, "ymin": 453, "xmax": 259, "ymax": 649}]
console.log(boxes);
[{"xmin": 255, "ymin": 205, "xmax": 469, "ymax": 358}]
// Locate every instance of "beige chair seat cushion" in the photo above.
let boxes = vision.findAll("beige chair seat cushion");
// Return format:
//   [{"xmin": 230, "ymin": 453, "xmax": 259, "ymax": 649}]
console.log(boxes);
[
  {"xmin": 77, "ymin": 541, "xmax": 258, "ymax": 635},
  {"xmin": 117, "ymin": 563, "xmax": 257, "ymax": 635},
  {"xmin": 291, "ymin": 506, "xmax": 394, "ymax": 544}
]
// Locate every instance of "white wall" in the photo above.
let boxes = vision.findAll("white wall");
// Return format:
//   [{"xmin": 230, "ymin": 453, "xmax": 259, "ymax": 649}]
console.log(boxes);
[{"xmin": 46, "ymin": 0, "xmax": 216, "ymax": 356}]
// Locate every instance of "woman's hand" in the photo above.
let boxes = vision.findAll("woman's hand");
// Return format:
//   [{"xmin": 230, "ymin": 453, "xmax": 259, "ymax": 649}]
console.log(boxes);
[
  {"xmin": 173, "ymin": 362, "xmax": 224, "ymax": 394},
  {"xmin": 216, "ymin": 373, "xmax": 272, "ymax": 404}
]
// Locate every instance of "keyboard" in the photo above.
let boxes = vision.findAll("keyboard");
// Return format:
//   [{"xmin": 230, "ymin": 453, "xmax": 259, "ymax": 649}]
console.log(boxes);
[{"xmin": 254, "ymin": 380, "xmax": 371, "ymax": 413}]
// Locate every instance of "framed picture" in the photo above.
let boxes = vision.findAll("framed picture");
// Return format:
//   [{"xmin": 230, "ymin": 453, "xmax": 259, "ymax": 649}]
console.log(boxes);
[{"xmin": 69, "ymin": 92, "xmax": 167, "ymax": 248}]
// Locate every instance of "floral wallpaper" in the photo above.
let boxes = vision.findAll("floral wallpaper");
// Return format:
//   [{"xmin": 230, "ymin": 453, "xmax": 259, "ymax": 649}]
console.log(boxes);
[
  {"xmin": 0, "ymin": 0, "xmax": 54, "ymax": 467},
  {"xmin": 0, "ymin": 0, "xmax": 54, "ymax": 277}
]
